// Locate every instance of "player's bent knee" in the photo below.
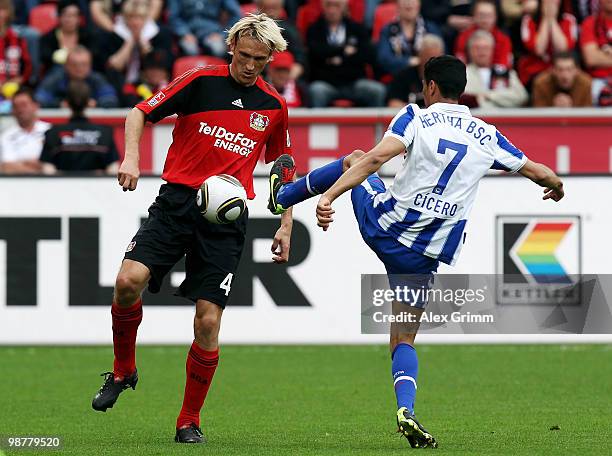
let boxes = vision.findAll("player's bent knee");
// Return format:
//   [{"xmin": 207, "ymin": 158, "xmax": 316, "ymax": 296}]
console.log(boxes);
[
  {"xmin": 114, "ymin": 273, "xmax": 146, "ymax": 305},
  {"xmin": 344, "ymin": 150, "xmax": 366, "ymax": 171},
  {"xmin": 194, "ymin": 314, "xmax": 221, "ymax": 339}
]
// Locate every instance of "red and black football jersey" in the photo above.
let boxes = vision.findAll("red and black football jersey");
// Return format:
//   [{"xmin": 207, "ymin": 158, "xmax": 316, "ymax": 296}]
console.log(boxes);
[{"xmin": 136, "ymin": 65, "xmax": 292, "ymax": 199}]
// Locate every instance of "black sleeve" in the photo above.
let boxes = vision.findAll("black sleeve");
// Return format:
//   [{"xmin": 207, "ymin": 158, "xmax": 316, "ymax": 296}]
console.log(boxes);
[
  {"xmin": 39, "ymin": 128, "xmax": 57, "ymax": 164},
  {"xmin": 103, "ymin": 126, "xmax": 120, "ymax": 165}
]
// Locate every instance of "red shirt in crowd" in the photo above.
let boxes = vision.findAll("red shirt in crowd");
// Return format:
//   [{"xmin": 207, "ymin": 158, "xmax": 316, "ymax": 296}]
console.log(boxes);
[
  {"xmin": 0, "ymin": 27, "xmax": 32, "ymax": 84},
  {"xmin": 136, "ymin": 65, "xmax": 292, "ymax": 199},
  {"xmin": 580, "ymin": 13, "xmax": 612, "ymax": 78},
  {"xmin": 518, "ymin": 13, "xmax": 578, "ymax": 85},
  {"xmin": 454, "ymin": 25, "xmax": 514, "ymax": 68}
]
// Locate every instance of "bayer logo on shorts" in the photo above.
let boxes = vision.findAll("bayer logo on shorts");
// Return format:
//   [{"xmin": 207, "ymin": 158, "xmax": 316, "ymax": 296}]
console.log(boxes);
[{"xmin": 496, "ymin": 216, "xmax": 581, "ymax": 305}]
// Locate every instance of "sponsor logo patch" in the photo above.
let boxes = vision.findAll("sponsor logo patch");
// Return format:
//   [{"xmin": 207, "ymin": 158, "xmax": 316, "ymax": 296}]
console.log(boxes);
[
  {"xmin": 126, "ymin": 241, "xmax": 136, "ymax": 252},
  {"xmin": 147, "ymin": 91, "xmax": 165, "ymax": 107}
]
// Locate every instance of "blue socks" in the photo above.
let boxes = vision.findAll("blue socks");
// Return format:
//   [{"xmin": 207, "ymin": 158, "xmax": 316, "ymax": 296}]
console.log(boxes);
[
  {"xmin": 277, "ymin": 157, "xmax": 345, "ymax": 209},
  {"xmin": 392, "ymin": 343, "xmax": 418, "ymax": 413}
]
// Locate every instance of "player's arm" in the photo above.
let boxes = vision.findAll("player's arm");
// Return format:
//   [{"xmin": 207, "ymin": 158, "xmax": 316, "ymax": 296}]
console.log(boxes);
[
  {"xmin": 316, "ymin": 136, "xmax": 406, "ymax": 230},
  {"xmin": 518, "ymin": 159, "xmax": 564, "ymax": 201},
  {"xmin": 118, "ymin": 107, "xmax": 145, "ymax": 192},
  {"xmin": 271, "ymin": 207, "xmax": 293, "ymax": 264}
]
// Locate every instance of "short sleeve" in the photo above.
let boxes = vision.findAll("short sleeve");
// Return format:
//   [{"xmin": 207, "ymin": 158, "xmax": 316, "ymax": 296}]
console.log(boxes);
[
  {"xmin": 580, "ymin": 16, "xmax": 597, "ymax": 46},
  {"xmin": 135, "ymin": 68, "xmax": 198, "ymax": 123},
  {"xmin": 561, "ymin": 14, "xmax": 578, "ymax": 49},
  {"xmin": 520, "ymin": 16, "xmax": 537, "ymax": 53},
  {"xmin": 491, "ymin": 130, "xmax": 527, "ymax": 173},
  {"xmin": 104, "ymin": 127, "xmax": 120, "ymax": 165},
  {"xmin": 265, "ymin": 99, "xmax": 292, "ymax": 163},
  {"xmin": 39, "ymin": 129, "xmax": 56, "ymax": 164},
  {"xmin": 383, "ymin": 104, "xmax": 417, "ymax": 149}
]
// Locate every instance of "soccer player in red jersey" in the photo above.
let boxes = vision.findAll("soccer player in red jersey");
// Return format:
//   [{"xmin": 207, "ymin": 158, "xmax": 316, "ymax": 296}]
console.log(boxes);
[{"xmin": 91, "ymin": 14, "xmax": 297, "ymax": 444}]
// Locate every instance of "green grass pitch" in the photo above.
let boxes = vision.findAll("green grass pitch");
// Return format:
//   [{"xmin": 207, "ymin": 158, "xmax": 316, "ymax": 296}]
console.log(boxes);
[{"xmin": 1, "ymin": 345, "xmax": 611, "ymax": 455}]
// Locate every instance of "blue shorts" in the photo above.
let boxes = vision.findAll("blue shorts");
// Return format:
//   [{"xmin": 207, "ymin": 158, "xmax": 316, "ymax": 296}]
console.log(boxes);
[{"xmin": 351, "ymin": 175, "xmax": 438, "ymax": 307}]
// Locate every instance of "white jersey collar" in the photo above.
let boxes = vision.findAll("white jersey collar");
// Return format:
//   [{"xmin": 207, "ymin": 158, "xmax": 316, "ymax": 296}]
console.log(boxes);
[{"xmin": 431, "ymin": 102, "xmax": 470, "ymax": 115}]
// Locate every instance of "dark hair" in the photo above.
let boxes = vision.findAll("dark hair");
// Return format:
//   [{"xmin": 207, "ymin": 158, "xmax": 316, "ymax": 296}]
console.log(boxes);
[
  {"xmin": 57, "ymin": 0, "xmax": 80, "ymax": 15},
  {"xmin": 66, "ymin": 80, "xmax": 90, "ymax": 114},
  {"xmin": 552, "ymin": 51, "xmax": 577, "ymax": 65},
  {"xmin": 13, "ymin": 86, "xmax": 36, "ymax": 102},
  {"xmin": 423, "ymin": 55, "xmax": 467, "ymax": 100}
]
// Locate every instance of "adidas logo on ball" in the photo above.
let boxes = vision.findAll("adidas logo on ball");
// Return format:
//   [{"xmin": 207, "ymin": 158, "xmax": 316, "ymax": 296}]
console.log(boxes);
[{"xmin": 198, "ymin": 174, "xmax": 247, "ymax": 224}]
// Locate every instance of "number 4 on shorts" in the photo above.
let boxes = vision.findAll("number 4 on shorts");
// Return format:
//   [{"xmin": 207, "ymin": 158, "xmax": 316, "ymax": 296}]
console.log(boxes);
[{"xmin": 220, "ymin": 273, "xmax": 233, "ymax": 296}]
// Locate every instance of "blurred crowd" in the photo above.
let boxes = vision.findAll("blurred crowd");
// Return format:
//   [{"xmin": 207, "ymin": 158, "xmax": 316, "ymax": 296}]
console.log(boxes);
[
  {"xmin": 1, "ymin": 0, "xmax": 610, "ymax": 110},
  {"xmin": 1, "ymin": 0, "xmax": 612, "ymax": 174}
]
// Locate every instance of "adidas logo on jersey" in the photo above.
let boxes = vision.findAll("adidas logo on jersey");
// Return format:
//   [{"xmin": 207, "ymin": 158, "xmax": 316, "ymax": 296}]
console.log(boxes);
[{"xmin": 232, "ymin": 98, "xmax": 243, "ymax": 108}]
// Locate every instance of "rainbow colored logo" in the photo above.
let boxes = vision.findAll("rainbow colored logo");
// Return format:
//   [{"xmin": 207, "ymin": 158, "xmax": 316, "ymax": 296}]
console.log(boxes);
[{"xmin": 512, "ymin": 222, "xmax": 573, "ymax": 284}]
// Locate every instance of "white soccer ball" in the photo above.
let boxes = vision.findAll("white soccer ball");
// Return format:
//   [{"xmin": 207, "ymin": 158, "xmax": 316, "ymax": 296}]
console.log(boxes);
[{"xmin": 197, "ymin": 174, "xmax": 247, "ymax": 224}]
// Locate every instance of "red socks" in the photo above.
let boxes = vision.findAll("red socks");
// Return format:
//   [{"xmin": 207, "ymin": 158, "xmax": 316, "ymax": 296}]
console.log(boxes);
[
  {"xmin": 111, "ymin": 299, "xmax": 142, "ymax": 379},
  {"xmin": 176, "ymin": 341, "xmax": 219, "ymax": 429}
]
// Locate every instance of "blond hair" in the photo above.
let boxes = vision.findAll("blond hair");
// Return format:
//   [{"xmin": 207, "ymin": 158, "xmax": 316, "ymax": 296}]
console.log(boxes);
[
  {"xmin": 226, "ymin": 13, "xmax": 287, "ymax": 53},
  {"xmin": 122, "ymin": 0, "xmax": 150, "ymax": 17}
]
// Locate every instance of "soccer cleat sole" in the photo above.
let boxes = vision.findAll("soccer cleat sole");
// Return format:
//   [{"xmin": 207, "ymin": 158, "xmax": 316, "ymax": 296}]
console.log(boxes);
[{"xmin": 398, "ymin": 418, "xmax": 438, "ymax": 449}]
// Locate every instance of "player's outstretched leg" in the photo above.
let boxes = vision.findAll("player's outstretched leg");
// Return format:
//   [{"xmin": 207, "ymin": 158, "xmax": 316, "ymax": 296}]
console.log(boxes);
[
  {"xmin": 92, "ymin": 260, "xmax": 148, "ymax": 412},
  {"xmin": 268, "ymin": 150, "xmax": 365, "ymax": 214},
  {"xmin": 175, "ymin": 301, "xmax": 222, "ymax": 444}
]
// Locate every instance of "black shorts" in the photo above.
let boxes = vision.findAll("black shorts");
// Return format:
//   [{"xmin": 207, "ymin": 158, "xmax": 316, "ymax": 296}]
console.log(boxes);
[{"xmin": 124, "ymin": 183, "xmax": 247, "ymax": 307}]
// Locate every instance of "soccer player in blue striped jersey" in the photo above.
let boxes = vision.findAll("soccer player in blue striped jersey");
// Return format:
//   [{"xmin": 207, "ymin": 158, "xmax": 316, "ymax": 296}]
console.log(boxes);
[{"xmin": 268, "ymin": 55, "xmax": 564, "ymax": 448}]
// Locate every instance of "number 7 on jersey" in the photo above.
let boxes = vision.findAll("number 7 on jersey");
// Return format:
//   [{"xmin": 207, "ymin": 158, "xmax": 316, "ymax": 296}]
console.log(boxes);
[{"xmin": 433, "ymin": 139, "xmax": 468, "ymax": 195}]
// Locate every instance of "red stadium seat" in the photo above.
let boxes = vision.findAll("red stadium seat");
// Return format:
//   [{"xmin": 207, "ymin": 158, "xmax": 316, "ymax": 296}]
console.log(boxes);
[
  {"xmin": 372, "ymin": 3, "xmax": 397, "ymax": 41},
  {"xmin": 240, "ymin": 3, "xmax": 258, "ymax": 16},
  {"xmin": 332, "ymin": 99, "xmax": 355, "ymax": 107},
  {"xmin": 29, "ymin": 4, "xmax": 59, "ymax": 35},
  {"xmin": 172, "ymin": 55, "xmax": 227, "ymax": 78},
  {"xmin": 348, "ymin": 0, "xmax": 365, "ymax": 23},
  {"xmin": 296, "ymin": 4, "xmax": 321, "ymax": 41}
]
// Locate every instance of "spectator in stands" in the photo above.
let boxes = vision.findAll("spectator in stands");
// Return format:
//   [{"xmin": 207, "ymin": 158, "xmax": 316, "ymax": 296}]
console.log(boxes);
[
  {"xmin": 532, "ymin": 51, "xmax": 592, "ymax": 106},
  {"xmin": 35, "ymin": 46, "xmax": 119, "ymax": 108},
  {"xmin": 122, "ymin": 50, "xmax": 171, "ymax": 106},
  {"xmin": 386, "ymin": 33, "xmax": 445, "ymax": 107},
  {"xmin": 517, "ymin": 0, "xmax": 577, "ymax": 88},
  {"xmin": 12, "ymin": 0, "xmax": 41, "ymax": 84},
  {"xmin": 461, "ymin": 30, "xmax": 528, "ymax": 107},
  {"xmin": 501, "ymin": 0, "xmax": 538, "ymax": 26},
  {"xmin": 455, "ymin": 0, "xmax": 513, "ymax": 69},
  {"xmin": 40, "ymin": 81, "xmax": 120, "ymax": 175},
  {"xmin": 420, "ymin": 0, "xmax": 474, "ymax": 50},
  {"xmin": 257, "ymin": 0, "xmax": 307, "ymax": 79},
  {"xmin": 307, "ymin": 0, "xmax": 386, "ymax": 107},
  {"xmin": 0, "ymin": 87, "xmax": 50, "ymax": 174},
  {"xmin": 40, "ymin": 0, "xmax": 92, "ymax": 77},
  {"xmin": 580, "ymin": 0, "xmax": 612, "ymax": 103},
  {"xmin": 570, "ymin": 0, "xmax": 600, "ymax": 22},
  {"xmin": 266, "ymin": 51, "xmax": 307, "ymax": 107},
  {"xmin": 90, "ymin": 0, "xmax": 164, "ymax": 32},
  {"xmin": 0, "ymin": 0, "xmax": 32, "ymax": 90},
  {"xmin": 99, "ymin": 0, "xmax": 173, "ymax": 104},
  {"xmin": 376, "ymin": 0, "xmax": 443, "ymax": 77},
  {"xmin": 168, "ymin": 0, "xmax": 241, "ymax": 58}
]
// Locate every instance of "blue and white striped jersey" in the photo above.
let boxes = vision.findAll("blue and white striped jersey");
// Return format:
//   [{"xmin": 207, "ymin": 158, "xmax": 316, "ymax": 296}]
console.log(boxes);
[{"xmin": 376, "ymin": 102, "xmax": 527, "ymax": 265}]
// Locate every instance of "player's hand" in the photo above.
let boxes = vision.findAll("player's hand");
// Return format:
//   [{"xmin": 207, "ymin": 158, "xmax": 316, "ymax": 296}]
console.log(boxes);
[
  {"xmin": 271, "ymin": 225, "xmax": 291, "ymax": 263},
  {"xmin": 543, "ymin": 182, "xmax": 564, "ymax": 201},
  {"xmin": 316, "ymin": 195, "xmax": 335, "ymax": 231},
  {"xmin": 117, "ymin": 159, "xmax": 140, "ymax": 192}
]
